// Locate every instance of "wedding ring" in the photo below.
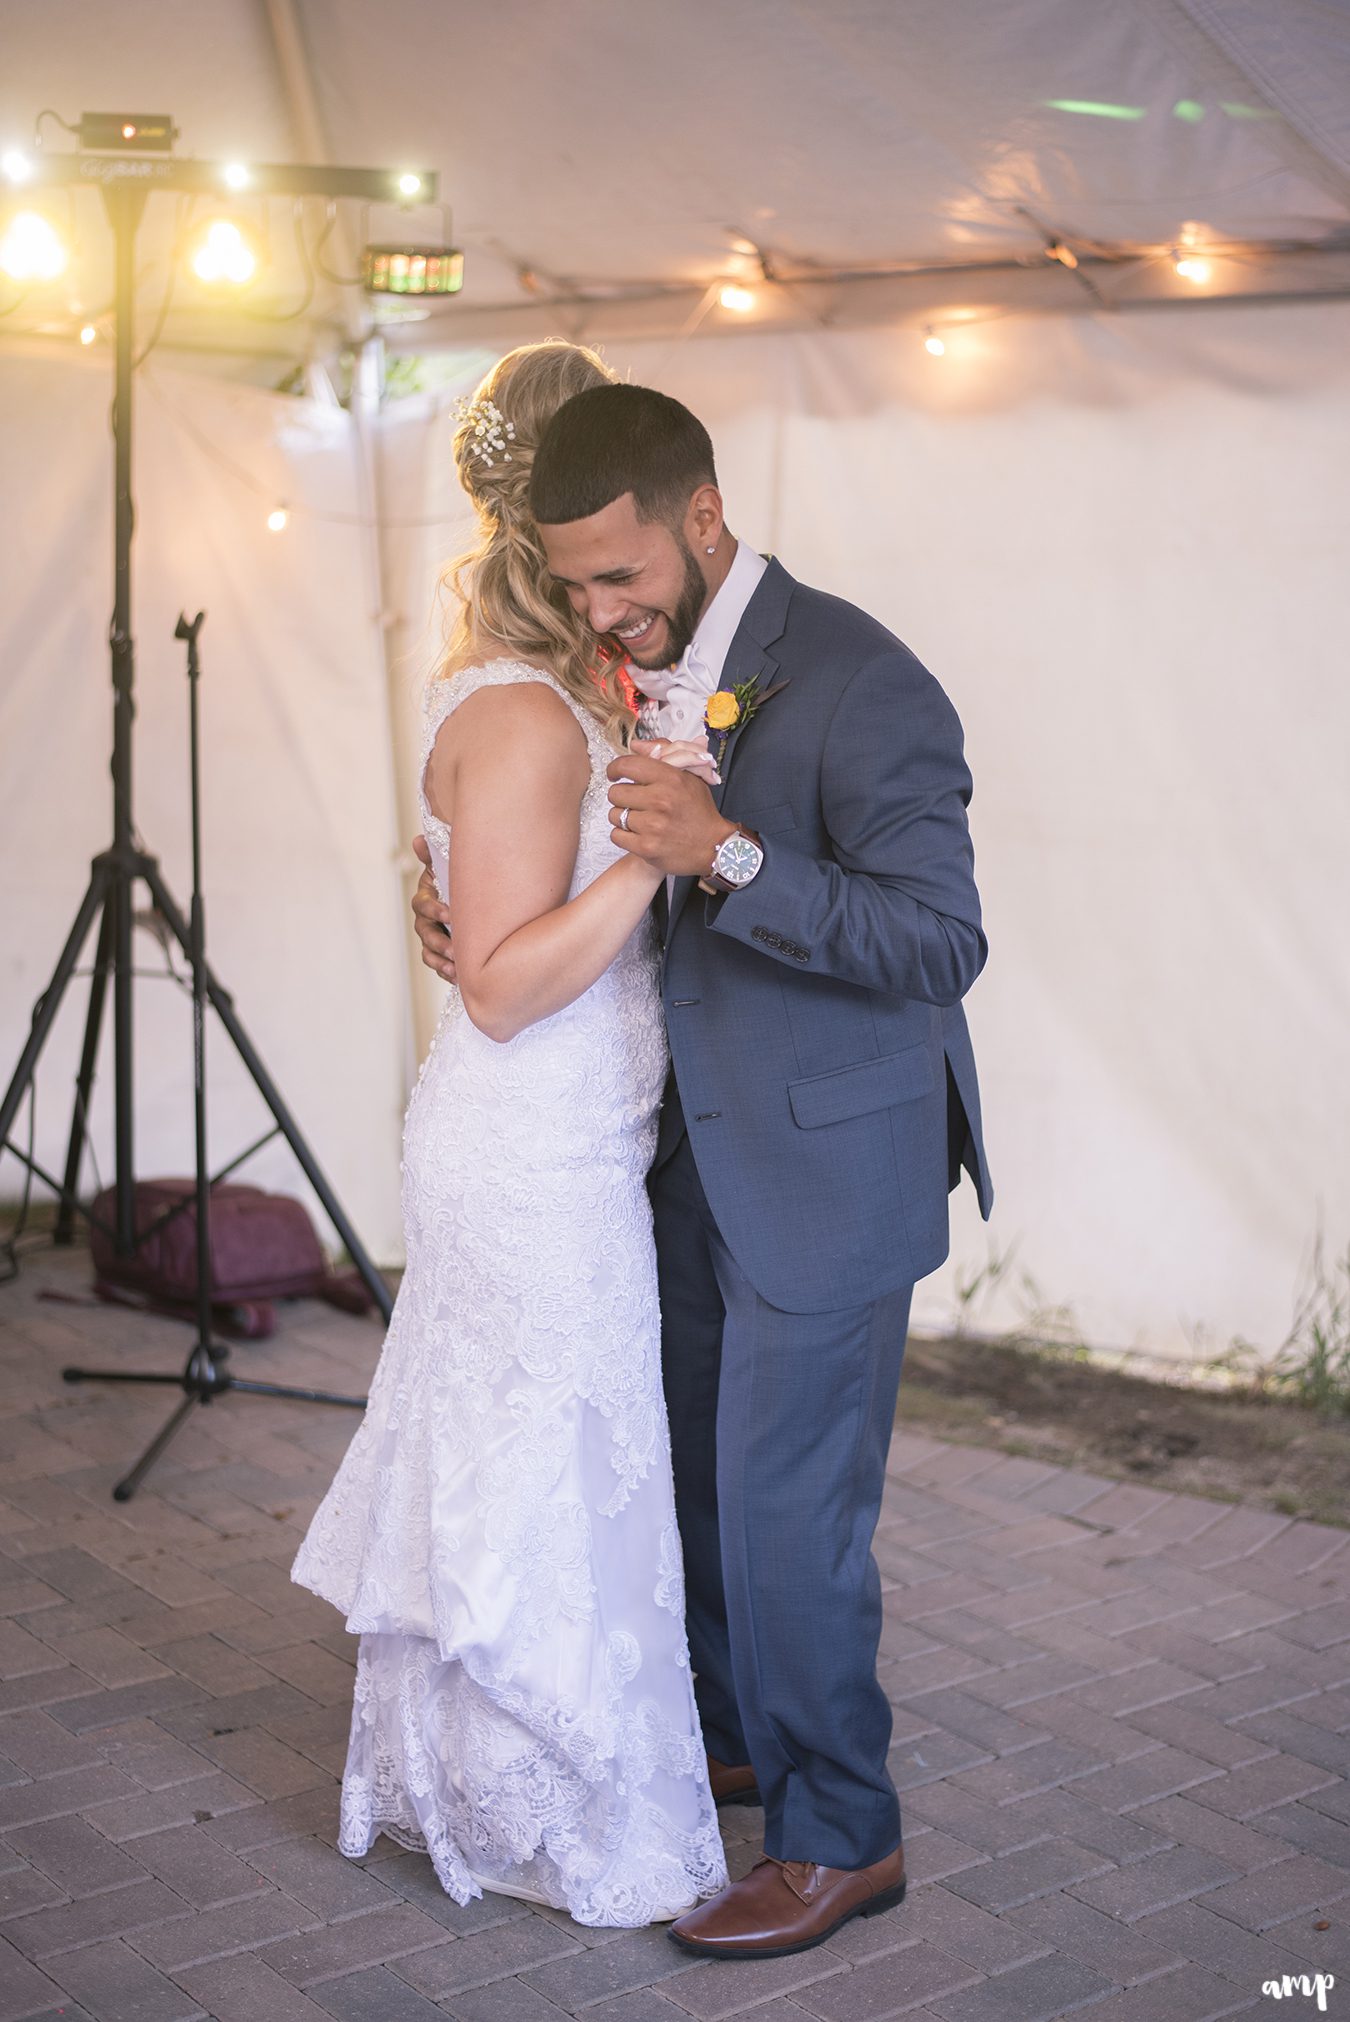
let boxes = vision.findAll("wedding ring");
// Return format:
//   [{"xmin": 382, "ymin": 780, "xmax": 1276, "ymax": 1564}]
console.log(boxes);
[{"xmin": 617, "ymin": 806, "xmax": 631, "ymax": 831}]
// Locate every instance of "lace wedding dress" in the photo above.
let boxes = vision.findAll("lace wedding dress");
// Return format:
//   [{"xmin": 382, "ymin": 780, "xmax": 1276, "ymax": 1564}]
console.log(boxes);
[{"xmin": 292, "ymin": 661, "xmax": 726, "ymax": 1926}]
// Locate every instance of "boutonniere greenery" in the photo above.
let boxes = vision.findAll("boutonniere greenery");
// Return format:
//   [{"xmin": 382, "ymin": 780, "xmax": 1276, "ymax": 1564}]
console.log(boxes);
[{"xmin": 704, "ymin": 675, "xmax": 791, "ymax": 768}]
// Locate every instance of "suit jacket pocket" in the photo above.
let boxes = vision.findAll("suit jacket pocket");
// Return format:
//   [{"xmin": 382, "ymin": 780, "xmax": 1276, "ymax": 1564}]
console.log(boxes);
[
  {"xmin": 738, "ymin": 802, "xmax": 797, "ymax": 834},
  {"xmin": 788, "ymin": 1044, "xmax": 936, "ymax": 1130}
]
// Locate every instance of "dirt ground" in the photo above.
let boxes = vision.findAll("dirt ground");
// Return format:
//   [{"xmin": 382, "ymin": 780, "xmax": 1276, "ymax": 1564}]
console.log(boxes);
[{"xmin": 899, "ymin": 1332, "xmax": 1350, "ymax": 1530}]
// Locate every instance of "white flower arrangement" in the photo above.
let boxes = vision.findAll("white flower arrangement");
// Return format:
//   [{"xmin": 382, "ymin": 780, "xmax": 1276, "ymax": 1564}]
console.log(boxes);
[{"xmin": 454, "ymin": 395, "xmax": 516, "ymax": 467}]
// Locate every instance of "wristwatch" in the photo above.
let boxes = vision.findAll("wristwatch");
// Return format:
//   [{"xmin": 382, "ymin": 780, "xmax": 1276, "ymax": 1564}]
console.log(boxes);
[{"xmin": 700, "ymin": 825, "xmax": 765, "ymax": 897}]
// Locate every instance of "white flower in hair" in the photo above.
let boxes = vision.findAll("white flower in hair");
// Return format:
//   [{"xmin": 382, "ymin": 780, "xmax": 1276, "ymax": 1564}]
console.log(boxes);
[{"xmin": 454, "ymin": 395, "xmax": 516, "ymax": 467}]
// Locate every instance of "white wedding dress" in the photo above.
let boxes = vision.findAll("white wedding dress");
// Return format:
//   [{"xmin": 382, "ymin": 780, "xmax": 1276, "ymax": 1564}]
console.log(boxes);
[{"xmin": 292, "ymin": 661, "xmax": 726, "ymax": 1926}]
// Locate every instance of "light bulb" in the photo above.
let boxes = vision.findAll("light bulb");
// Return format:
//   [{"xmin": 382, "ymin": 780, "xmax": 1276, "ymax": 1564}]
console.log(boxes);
[
  {"xmin": 924, "ymin": 329, "xmax": 946, "ymax": 356},
  {"xmin": 2, "ymin": 148, "xmax": 33, "ymax": 184},
  {"xmin": 79, "ymin": 323, "xmax": 97, "ymax": 346},
  {"xmin": 719, "ymin": 283, "xmax": 756, "ymax": 314},
  {"xmin": 267, "ymin": 507, "xmax": 288, "ymax": 532},
  {"xmin": 0, "ymin": 211, "xmax": 68, "ymax": 283},
  {"xmin": 1173, "ymin": 252, "xmax": 1212, "ymax": 284},
  {"xmin": 223, "ymin": 162, "xmax": 251, "ymax": 191},
  {"xmin": 397, "ymin": 173, "xmax": 423, "ymax": 198},
  {"xmin": 191, "ymin": 218, "xmax": 256, "ymax": 285}
]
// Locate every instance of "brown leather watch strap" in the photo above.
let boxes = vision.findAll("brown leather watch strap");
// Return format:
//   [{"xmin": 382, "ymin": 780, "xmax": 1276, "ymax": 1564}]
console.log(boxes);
[{"xmin": 699, "ymin": 826, "xmax": 764, "ymax": 898}]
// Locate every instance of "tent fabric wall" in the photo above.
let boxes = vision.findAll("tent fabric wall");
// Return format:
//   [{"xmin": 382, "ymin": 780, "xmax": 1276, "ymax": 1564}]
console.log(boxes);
[
  {"xmin": 379, "ymin": 301, "xmax": 1350, "ymax": 1365},
  {"xmin": 3, "ymin": 302, "xmax": 1346, "ymax": 1361},
  {"xmin": 0, "ymin": 345, "xmax": 409, "ymax": 1263}
]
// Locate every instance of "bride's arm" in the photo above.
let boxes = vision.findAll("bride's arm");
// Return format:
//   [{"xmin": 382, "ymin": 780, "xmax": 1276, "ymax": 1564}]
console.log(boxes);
[{"xmin": 432, "ymin": 683, "xmax": 662, "ymax": 1044}]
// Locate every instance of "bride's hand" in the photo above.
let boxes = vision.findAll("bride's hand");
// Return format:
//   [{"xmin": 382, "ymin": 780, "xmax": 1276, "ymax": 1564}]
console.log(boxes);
[{"xmin": 638, "ymin": 738, "xmax": 722, "ymax": 789}]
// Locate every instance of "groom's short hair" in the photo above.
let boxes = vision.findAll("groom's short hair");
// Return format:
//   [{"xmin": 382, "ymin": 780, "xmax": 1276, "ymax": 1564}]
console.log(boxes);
[{"xmin": 530, "ymin": 384, "xmax": 717, "ymax": 529}]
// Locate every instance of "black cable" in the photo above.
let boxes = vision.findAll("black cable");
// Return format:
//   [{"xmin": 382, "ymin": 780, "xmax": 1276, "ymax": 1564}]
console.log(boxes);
[
  {"xmin": 242, "ymin": 200, "xmax": 317, "ymax": 324},
  {"xmin": 35, "ymin": 108, "xmax": 78, "ymax": 141},
  {"xmin": 312, "ymin": 203, "xmax": 363, "ymax": 287}
]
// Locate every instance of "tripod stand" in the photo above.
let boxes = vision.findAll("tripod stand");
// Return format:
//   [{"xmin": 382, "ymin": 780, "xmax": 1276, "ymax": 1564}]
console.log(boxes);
[
  {"xmin": 0, "ymin": 177, "xmax": 394, "ymax": 1491},
  {"xmin": 61, "ymin": 615, "xmax": 368, "ymax": 1502}
]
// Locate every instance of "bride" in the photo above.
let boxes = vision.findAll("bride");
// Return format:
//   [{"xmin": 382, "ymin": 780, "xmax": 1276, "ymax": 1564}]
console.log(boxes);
[{"xmin": 292, "ymin": 340, "xmax": 727, "ymax": 1925}]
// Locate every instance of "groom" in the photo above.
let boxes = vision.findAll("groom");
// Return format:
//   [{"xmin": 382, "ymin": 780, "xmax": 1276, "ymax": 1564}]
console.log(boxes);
[{"xmin": 415, "ymin": 383, "xmax": 991, "ymax": 1958}]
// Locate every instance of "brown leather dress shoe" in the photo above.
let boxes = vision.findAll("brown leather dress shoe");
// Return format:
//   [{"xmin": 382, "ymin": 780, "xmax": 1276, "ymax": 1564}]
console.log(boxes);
[
  {"xmin": 669, "ymin": 1846, "xmax": 906, "ymax": 1958},
  {"xmin": 707, "ymin": 1754, "xmax": 761, "ymax": 1808}
]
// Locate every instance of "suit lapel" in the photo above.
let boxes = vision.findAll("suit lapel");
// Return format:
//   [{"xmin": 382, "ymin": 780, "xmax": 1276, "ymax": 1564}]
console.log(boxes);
[
  {"xmin": 711, "ymin": 647, "xmax": 777, "ymax": 813},
  {"xmin": 665, "ymin": 560, "xmax": 794, "ymax": 950}
]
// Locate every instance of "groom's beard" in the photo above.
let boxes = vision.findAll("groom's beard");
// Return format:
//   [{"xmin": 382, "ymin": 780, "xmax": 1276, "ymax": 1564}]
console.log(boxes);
[{"xmin": 617, "ymin": 540, "xmax": 708, "ymax": 675}]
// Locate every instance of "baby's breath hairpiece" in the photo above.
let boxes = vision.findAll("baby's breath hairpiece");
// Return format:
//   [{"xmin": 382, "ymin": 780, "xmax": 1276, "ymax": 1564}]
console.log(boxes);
[{"xmin": 454, "ymin": 395, "xmax": 516, "ymax": 468}]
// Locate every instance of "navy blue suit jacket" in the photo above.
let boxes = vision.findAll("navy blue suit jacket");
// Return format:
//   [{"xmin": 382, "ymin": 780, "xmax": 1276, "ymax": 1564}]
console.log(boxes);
[{"xmin": 655, "ymin": 558, "xmax": 992, "ymax": 1314}]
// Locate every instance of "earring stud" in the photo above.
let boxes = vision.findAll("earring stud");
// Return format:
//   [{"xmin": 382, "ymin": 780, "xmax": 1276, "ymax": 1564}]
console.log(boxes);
[{"xmin": 706, "ymin": 544, "xmax": 716, "ymax": 555}]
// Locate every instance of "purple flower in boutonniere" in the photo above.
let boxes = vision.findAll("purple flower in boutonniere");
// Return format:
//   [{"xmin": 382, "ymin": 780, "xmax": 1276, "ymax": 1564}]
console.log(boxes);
[{"xmin": 703, "ymin": 674, "xmax": 790, "ymax": 768}]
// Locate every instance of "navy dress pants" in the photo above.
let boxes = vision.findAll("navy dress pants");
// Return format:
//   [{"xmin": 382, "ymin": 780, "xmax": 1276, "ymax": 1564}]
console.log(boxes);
[{"xmin": 650, "ymin": 1119, "xmax": 913, "ymax": 1871}]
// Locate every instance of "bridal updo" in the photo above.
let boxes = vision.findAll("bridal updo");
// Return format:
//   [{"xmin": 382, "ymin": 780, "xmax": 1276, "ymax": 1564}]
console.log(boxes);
[{"xmin": 439, "ymin": 339, "xmax": 633, "ymax": 747}]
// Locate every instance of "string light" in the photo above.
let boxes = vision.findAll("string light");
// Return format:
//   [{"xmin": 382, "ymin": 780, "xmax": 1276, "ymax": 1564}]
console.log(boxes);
[
  {"xmin": 0, "ymin": 211, "xmax": 68, "ymax": 283},
  {"xmin": 1173, "ymin": 251, "xmax": 1212, "ymax": 284},
  {"xmin": 1046, "ymin": 240, "xmax": 1078, "ymax": 269},
  {"xmin": 719, "ymin": 283, "xmax": 756, "ymax": 313},
  {"xmin": 923, "ymin": 327, "xmax": 946, "ymax": 356},
  {"xmin": 266, "ymin": 506, "xmax": 288, "ymax": 532},
  {"xmin": 397, "ymin": 173, "xmax": 423, "ymax": 198},
  {"xmin": 223, "ymin": 162, "xmax": 251, "ymax": 191},
  {"xmin": 79, "ymin": 323, "xmax": 97, "ymax": 345},
  {"xmin": 190, "ymin": 218, "xmax": 257, "ymax": 285}
]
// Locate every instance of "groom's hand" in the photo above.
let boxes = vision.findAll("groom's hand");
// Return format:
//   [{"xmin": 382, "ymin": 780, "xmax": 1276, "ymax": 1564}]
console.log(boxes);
[
  {"xmin": 411, "ymin": 835, "xmax": 457, "ymax": 982},
  {"xmin": 607, "ymin": 746, "xmax": 735, "ymax": 877}
]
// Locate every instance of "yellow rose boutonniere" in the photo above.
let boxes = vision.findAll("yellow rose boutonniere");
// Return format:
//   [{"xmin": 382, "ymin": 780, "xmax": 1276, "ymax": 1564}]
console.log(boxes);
[{"xmin": 703, "ymin": 675, "xmax": 790, "ymax": 766}]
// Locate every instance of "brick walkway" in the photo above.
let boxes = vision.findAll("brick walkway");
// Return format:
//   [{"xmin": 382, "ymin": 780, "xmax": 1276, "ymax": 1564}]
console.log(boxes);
[{"xmin": 1, "ymin": 1248, "xmax": 1347, "ymax": 2022}]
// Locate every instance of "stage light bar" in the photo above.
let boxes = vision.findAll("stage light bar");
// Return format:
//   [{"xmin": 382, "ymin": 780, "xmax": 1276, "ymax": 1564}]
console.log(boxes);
[
  {"xmin": 79, "ymin": 111, "xmax": 178, "ymax": 152},
  {"xmin": 362, "ymin": 244, "xmax": 464, "ymax": 296}
]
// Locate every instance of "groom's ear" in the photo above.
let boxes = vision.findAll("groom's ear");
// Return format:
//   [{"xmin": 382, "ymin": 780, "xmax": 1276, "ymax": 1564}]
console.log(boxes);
[{"xmin": 686, "ymin": 483, "xmax": 725, "ymax": 555}]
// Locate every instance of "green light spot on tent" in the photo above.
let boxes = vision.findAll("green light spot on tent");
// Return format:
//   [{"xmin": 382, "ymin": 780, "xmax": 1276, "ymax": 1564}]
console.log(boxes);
[
  {"xmin": 1044, "ymin": 99, "xmax": 1148, "ymax": 120},
  {"xmin": 1221, "ymin": 101, "xmax": 1280, "ymax": 120},
  {"xmin": 1172, "ymin": 99, "xmax": 1205, "ymax": 122}
]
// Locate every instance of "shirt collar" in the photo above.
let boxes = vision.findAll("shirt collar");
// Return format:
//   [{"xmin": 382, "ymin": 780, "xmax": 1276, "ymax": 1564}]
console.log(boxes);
[
  {"xmin": 637, "ymin": 539, "xmax": 768, "ymax": 706},
  {"xmin": 684, "ymin": 538, "xmax": 768, "ymax": 689}
]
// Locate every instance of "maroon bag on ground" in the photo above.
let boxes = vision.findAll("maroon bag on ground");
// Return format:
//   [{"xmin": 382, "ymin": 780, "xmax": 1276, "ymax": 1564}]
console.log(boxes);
[{"xmin": 88, "ymin": 1179, "xmax": 373, "ymax": 1338}]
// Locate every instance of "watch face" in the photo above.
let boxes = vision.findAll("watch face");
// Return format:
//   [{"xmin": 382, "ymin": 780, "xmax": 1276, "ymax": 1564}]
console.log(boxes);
[{"xmin": 715, "ymin": 833, "xmax": 764, "ymax": 886}]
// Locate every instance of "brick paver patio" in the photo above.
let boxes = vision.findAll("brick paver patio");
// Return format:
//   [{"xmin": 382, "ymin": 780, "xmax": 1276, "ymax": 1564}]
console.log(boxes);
[{"xmin": 1, "ymin": 1248, "xmax": 1346, "ymax": 2021}]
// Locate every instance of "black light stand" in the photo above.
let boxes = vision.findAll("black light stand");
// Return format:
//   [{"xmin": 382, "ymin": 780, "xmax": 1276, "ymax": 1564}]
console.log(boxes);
[
  {"xmin": 62, "ymin": 615, "xmax": 369, "ymax": 1501},
  {"xmin": 0, "ymin": 140, "xmax": 436, "ymax": 1371}
]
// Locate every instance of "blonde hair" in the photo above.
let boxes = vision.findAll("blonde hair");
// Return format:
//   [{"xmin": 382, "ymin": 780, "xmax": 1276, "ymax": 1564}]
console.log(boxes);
[{"xmin": 439, "ymin": 340, "xmax": 634, "ymax": 748}]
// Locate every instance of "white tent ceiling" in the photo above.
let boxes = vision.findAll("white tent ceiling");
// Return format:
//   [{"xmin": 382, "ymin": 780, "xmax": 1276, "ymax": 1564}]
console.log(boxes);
[
  {"xmin": 3, "ymin": 0, "xmax": 1350, "ymax": 365},
  {"xmin": 2, "ymin": 5, "xmax": 1348, "ymax": 1364}
]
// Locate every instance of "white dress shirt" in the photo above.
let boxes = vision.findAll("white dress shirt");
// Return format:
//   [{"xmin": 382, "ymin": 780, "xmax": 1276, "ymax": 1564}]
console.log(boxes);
[
  {"xmin": 635, "ymin": 538, "xmax": 768, "ymax": 744},
  {"xmin": 630, "ymin": 539, "xmax": 767, "ymax": 906}
]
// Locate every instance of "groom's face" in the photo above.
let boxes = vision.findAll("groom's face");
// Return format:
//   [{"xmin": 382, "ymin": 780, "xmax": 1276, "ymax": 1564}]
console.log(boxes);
[{"xmin": 539, "ymin": 492, "xmax": 713, "ymax": 673}]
